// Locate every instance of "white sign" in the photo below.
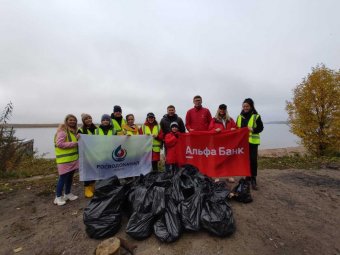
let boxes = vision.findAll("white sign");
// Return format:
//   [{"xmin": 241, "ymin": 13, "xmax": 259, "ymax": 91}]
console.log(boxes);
[{"xmin": 78, "ymin": 134, "xmax": 152, "ymax": 181}]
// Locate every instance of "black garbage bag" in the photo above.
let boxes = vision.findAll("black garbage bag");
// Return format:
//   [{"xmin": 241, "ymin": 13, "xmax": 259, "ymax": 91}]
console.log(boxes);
[
  {"xmin": 170, "ymin": 173, "xmax": 185, "ymax": 204},
  {"xmin": 232, "ymin": 178, "xmax": 253, "ymax": 203},
  {"xmin": 181, "ymin": 164, "xmax": 201, "ymax": 176},
  {"xmin": 83, "ymin": 176, "xmax": 128, "ymax": 239},
  {"xmin": 158, "ymin": 169, "xmax": 176, "ymax": 180},
  {"xmin": 201, "ymin": 198, "xmax": 236, "ymax": 237},
  {"xmin": 175, "ymin": 166, "xmax": 200, "ymax": 202},
  {"xmin": 124, "ymin": 172, "xmax": 172, "ymax": 214},
  {"xmin": 126, "ymin": 211, "xmax": 154, "ymax": 240},
  {"xmin": 93, "ymin": 175, "xmax": 121, "ymax": 199},
  {"xmin": 148, "ymin": 186, "xmax": 165, "ymax": 215},
  {"xmin": 143, "ymin": 171, "xmax": 161, "ymax": 187},
  {"xmin": 180, "ymin": 174, "xmax": 196, "ymax": 199},
  {"xmin": 154, "ymin": 197, "xmax": 182, "ymax": 243},
  {"xmin": 181, "ymin": 164, "xmax": 207, "ymax": 182},
  {"xmin": 170, "ymin": 165, "xmax": 211, "ymax": 204},
  {"xmin": 125, "ymin": 185, "xmax": 148, "ymax": 216},
  {"xmin": 181, "ymin": 165, "xmax": 213, "ymax": 196},
  {"xmin": 178, "ymin": 188, "xmax": 203, "ymax": 231},
  {"xmin": 126, "ymin": 186, "xmax": 165, "ymax": 240},
  {"xmin": 84, "ymin": 212, "xmax": 122, "ymax": 239},
  {"xmin": 211, "ymin": 181, "xmax": 230, "ymax": 202}
]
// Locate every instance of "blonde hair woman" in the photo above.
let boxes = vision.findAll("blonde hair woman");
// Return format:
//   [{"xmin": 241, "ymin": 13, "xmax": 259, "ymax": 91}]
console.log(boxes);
[
  {"xmin": 208, "ymin": 104, "xmax": 236, "ymax": 133},
  {"xmin": 209, "ymin": 104, "xmax": 237, "ymax": 183},
  {"xmin": 54, "ymin": 114, "xmax": 79, "ymax": 206}
]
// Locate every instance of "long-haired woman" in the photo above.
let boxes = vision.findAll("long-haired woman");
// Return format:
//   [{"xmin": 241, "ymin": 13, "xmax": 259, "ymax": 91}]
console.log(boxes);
[
  {"xmin": 54, "ymin": 114, "xmax": 79, "ymax": 205},
  {"xmin": 209, "ymin": 104, "xmax": 237, "ymax": 183},
  {"xmin": 236, "ymin": 98, "xmax": 264, "ymax": 190},
  {"xmin": 209, "ymin": 104, "xmax": 236, "ymax": 133}
]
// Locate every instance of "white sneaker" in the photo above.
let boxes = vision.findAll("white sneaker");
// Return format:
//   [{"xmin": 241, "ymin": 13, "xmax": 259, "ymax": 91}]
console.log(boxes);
[
  {"xmin": 64, "ymin": 193, "xmax": 78, "ymax": 201},
  {"xmin": 54, "ymin": 197, "xmax": 66, "ymax": 206}
]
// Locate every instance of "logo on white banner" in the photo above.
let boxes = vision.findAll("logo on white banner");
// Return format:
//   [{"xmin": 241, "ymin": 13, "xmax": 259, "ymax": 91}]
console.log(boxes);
[{"xmin": 112, "ymin": 145, "xmax": 127, "ymax": 162}]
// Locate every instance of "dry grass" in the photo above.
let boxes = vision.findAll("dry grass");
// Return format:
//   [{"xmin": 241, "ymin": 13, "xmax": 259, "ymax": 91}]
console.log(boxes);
[
  {"xmin": 0, "ymin": 156, "xmax": 56, "ymax": 179},
  {"xmin": 259, "ymin": 155, "xmax": 340, "ymax": 170}
]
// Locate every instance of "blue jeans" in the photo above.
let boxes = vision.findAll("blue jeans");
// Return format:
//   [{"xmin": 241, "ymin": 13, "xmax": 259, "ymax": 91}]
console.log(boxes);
[{"xmin": 56, "ymin": 170, "xmax": 76, "ymax": 197}]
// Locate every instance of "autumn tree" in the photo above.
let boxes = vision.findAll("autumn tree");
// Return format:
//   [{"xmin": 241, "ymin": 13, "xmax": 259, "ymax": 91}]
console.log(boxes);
[{"xmin": 286, "ymin": 64, "xmax": 340, "ymax": 156}]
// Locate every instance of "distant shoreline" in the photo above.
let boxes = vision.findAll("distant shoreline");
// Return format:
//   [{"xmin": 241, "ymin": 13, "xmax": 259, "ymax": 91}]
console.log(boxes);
[
  {"xmin": 259, "ymin": 146, "xmax": 305, "ymax": 157},
  {"xmin": 264, "ymin": 121, "xmax": 288, "ymax": 124},
  {"xmin": 3, "ymin": 124, "xmax": 60, "ymax": 128},
  {"xmin": 6, "ymin": 121, "xmax": 288, "ymax": 128}
]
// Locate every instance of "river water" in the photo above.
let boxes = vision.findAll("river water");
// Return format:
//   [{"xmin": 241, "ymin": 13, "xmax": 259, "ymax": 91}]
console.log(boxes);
[{"xmin": 14, "ymin": 124, "xmax": 300, "ymax": 158}]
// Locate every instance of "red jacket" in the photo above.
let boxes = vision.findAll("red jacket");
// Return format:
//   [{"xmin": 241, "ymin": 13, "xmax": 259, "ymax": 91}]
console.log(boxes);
[
  {"xmin": 185, "ymin": 106, "xmax": 212, "ymax": 131},
  {"xmin": 208, "ymin": 117, "xmax": 237, "ymax": 132},
  {"xmin": 164, "ymin": 132, "xmax": 178, "ymax": 164}
]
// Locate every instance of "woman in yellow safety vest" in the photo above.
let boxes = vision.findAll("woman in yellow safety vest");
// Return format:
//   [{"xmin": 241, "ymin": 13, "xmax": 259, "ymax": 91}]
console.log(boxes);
[
  {"xmin": 54, "ymin": 114, "xmax": 80, "ymax": 206},
  {"xmin": 77, "ymin": 113, "xmax": 97, "ymax": 198},
  {"xmin": 139, "ymin": 112, "xmax": 163, "ymax": 171},
  {"xmin": 95, "ymin": 114, "xmax": 116, "ymax": 136},
  {"xmin": 122, "ymin": 114, "xmax": 139, "ymax": 136},
  {"xmin": 236, "ymin": 98, "xmax": 264, "ymax": 190}
]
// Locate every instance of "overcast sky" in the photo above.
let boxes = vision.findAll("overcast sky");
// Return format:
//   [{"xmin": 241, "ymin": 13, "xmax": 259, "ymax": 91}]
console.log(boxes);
[{"xmin": 0, "ymin": 0, "xmax": 339, "ymax": 124}]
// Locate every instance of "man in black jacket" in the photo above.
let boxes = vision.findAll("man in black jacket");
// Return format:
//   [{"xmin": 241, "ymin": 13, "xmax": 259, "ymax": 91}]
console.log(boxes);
[{"xmin": 160, "ymin": 105, "xmax": 186, "ymax": 135}]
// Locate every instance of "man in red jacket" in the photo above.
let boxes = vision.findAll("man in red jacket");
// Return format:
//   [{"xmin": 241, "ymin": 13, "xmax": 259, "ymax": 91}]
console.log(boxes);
[{"xmin": 185, "ymin": 95, "xmax": 212, "ymax": 132}]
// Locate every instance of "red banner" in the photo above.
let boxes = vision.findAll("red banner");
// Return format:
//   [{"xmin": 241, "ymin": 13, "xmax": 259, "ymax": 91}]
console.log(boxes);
[{"xmin": 176, "ymin": 128, "xmax": 251, "ymax": 177}]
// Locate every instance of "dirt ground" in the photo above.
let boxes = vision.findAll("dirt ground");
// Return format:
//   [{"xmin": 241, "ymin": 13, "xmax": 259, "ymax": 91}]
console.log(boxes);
[{"xmin": 1, "ymin": 160, "xmax": 339, "ymax": 254}]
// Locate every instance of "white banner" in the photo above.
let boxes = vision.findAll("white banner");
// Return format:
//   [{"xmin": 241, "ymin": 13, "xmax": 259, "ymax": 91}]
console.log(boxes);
[{"xmin": 78, "ymin": 134, "xmax": 152, "ymax": 181}]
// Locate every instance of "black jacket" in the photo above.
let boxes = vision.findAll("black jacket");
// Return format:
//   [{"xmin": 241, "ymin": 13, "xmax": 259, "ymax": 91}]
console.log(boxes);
[
  {"xmin": 238, "ymin": 111, "xmax": 264, "ymax": 134},
  {"xmin": 160, "ymin": 114, "xmax": 186, "ymax": 135}
]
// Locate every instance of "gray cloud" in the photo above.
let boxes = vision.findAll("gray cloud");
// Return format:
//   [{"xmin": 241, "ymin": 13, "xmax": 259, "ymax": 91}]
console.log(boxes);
[{"xmin": 0, "ymin": 0, "xmax": 339, "ymax": 124}]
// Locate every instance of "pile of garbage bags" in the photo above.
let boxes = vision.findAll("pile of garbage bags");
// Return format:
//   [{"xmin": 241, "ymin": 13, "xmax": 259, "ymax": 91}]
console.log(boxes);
[{"xmin": 84, "ymin": 165, "xmax": 251, "ymax": 242}]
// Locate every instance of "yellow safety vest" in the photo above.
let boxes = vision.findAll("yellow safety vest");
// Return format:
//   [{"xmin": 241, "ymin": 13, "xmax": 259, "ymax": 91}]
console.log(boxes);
[
  {"xmin": 95, "ymin": 127, "xmax": 116, "ymax": 136},
  {"xmin": 78, "ymin": 127, "xmax": 96, "ymax": 135},
  {"xmin": 122, "ymin": 124, "xmax": 139, "ymax": 136},
  {"xmin": 141, "ymin": 124, "xmax": 162, "ymax": 152},
  {"xmin": 54, "ymin": 130, "xmax": 78, "ymax": 164},
  {"xmin": 112, "ymin": 118, "xmax": 127, "ymax": 135},
  {"xmin": 236, "ymin": 114, "xmax": 261, "ymax": 145}
]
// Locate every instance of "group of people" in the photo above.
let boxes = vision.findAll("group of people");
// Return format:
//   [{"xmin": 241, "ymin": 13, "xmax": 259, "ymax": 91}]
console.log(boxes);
[{"xmin": 53, "ymin": 95, "xmax": 263, "ymax": 206}]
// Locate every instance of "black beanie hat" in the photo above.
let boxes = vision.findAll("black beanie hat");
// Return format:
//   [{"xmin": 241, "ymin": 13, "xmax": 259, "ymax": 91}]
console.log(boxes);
[
  {"xmin": 219, "ymin": 104, "xmax": 227, "ymax": 110},
  {"xmin": 147, "ymin": 112, "xmax": 155, "ymax": 118},
  {"xmin": 113, "ymin": 105, "xmax": 122, "ymax": 113}
]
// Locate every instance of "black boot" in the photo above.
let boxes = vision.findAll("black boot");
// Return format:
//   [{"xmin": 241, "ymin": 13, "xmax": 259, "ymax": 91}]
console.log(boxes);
[{"xmin": 251, "ymin": 177, "xmax": 258, "ymax": 190}]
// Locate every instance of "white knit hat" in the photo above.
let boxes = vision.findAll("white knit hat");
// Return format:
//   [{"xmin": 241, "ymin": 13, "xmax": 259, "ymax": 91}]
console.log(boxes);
[{"xmin": 170, "ymin": 122, "xmax": 179, "ymax": 128}]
